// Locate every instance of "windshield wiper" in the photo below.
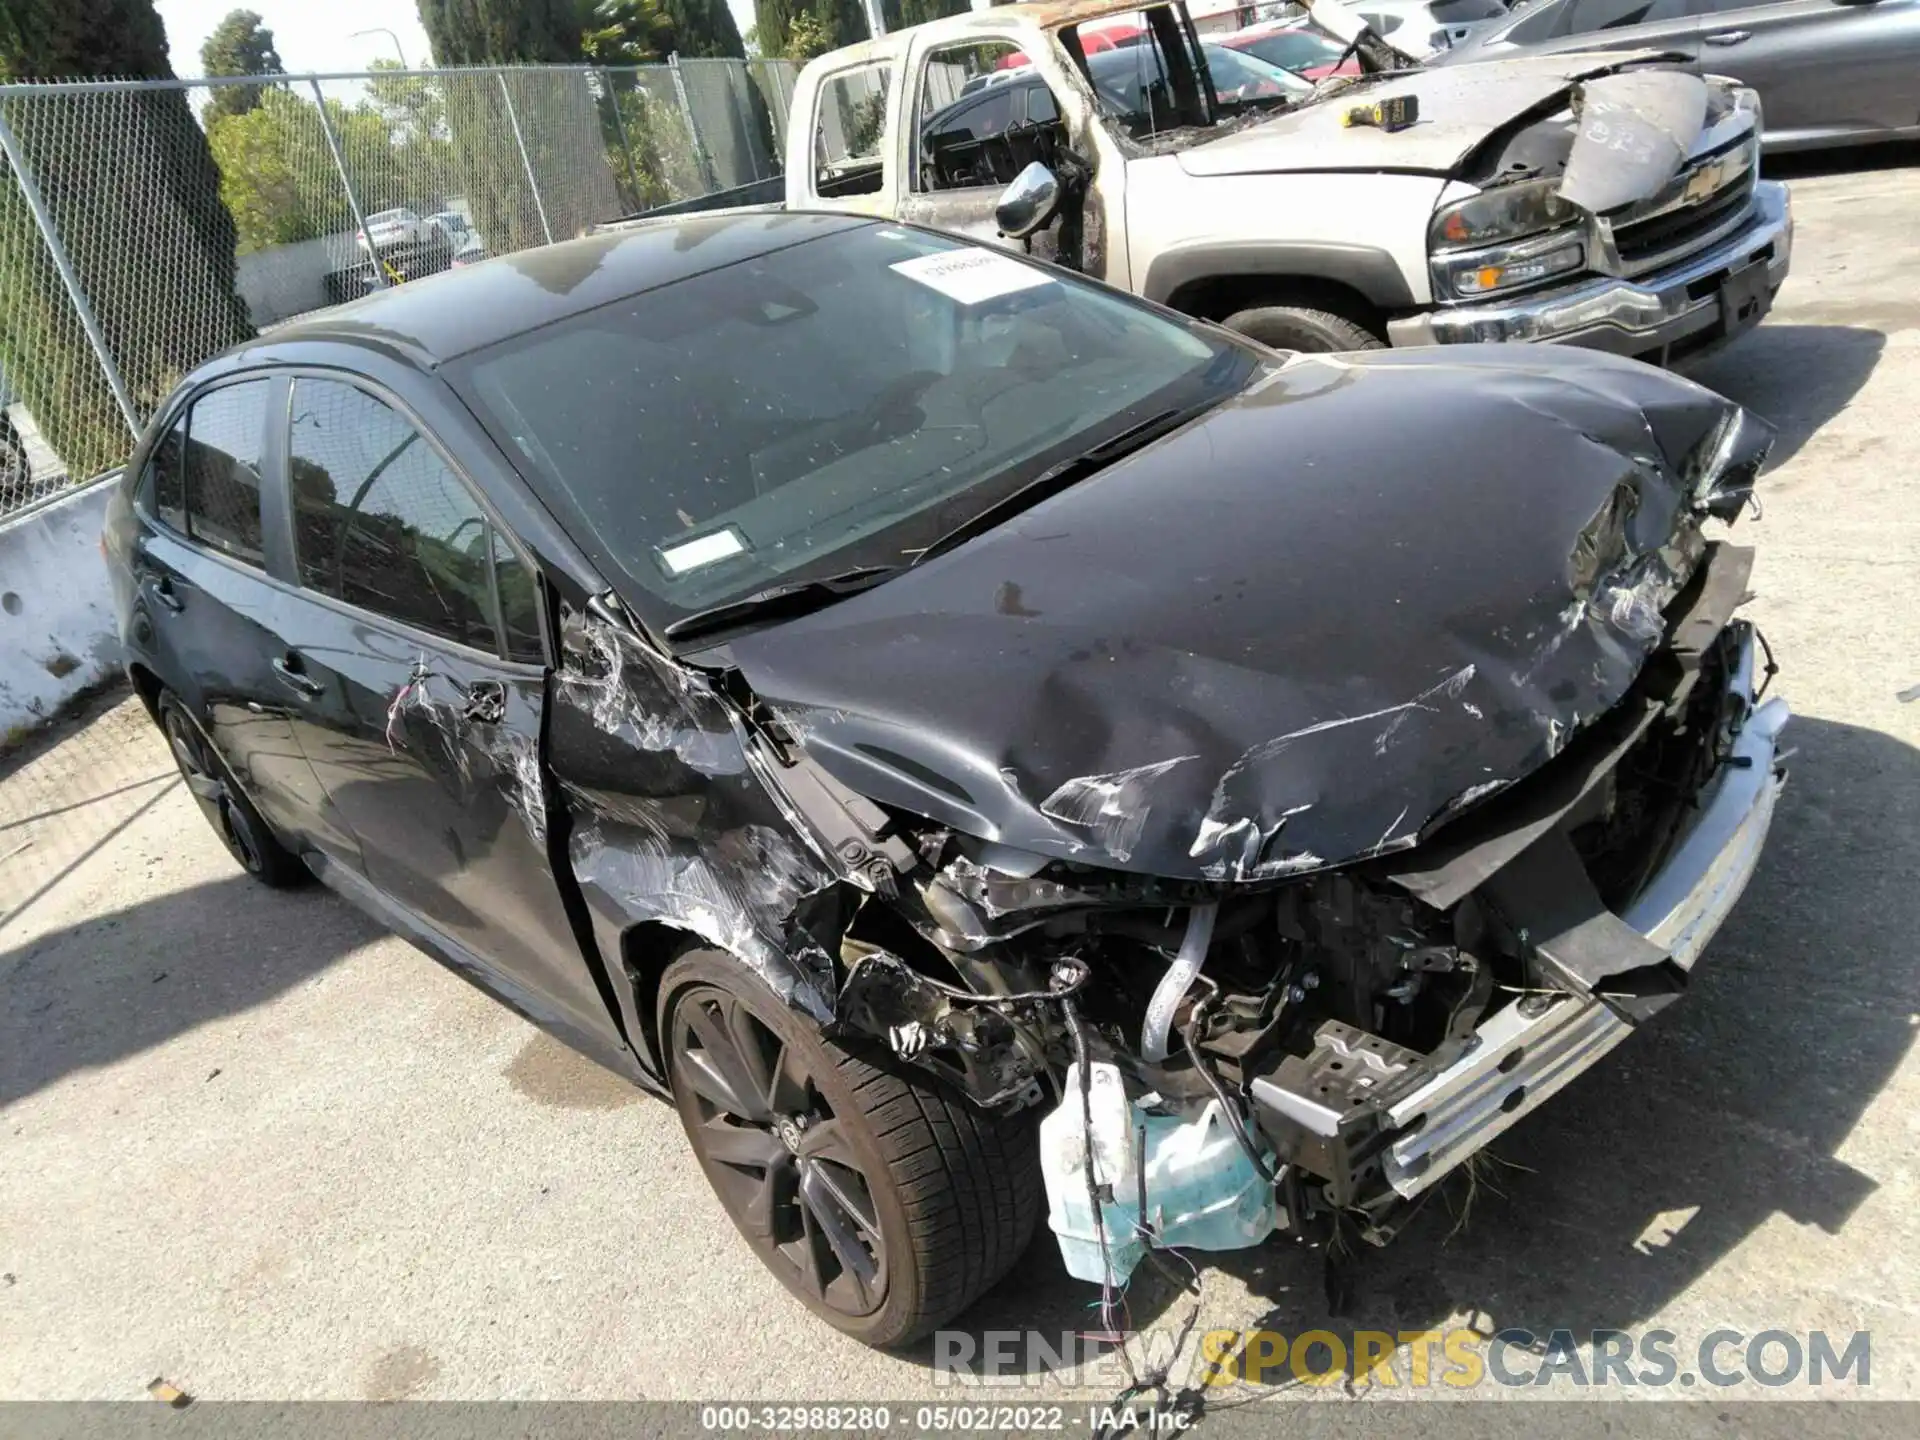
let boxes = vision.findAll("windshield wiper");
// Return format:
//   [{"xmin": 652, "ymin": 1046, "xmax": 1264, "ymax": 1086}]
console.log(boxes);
[
  {"xmin": 663, "ymin": 563, "xmax": 903, "ymax": 643},
  {"xmin": 910, "ymin": 405, "xmax": 1198, "ymax": 569}
]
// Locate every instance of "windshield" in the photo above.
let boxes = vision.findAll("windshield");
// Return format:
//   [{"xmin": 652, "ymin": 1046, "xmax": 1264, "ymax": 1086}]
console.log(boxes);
[
  {"xmin": 1084, "ymin": 37, "xmax": 1312, "ymax": 137},
  {"xmin": 1226, "ymin": 26, "xmax": 1351, "ymax": 73},
  {"xmin": 451, "ymin": 224, "xmax": 1254, "ymax": 630}
]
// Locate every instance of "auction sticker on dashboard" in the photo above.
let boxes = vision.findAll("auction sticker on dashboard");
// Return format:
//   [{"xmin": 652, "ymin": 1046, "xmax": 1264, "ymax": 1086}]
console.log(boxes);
[
  {"xmin": 658, "ymin": 526, "xmax": 748, "ymax": 576},
  {"xmin": 891, "ymin": 248, "xmax": 1054, "ymax": 305}
]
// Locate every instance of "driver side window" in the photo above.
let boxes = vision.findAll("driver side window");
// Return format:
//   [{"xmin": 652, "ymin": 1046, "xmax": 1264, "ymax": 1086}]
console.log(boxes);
[
  {"xmin": 912, "ymin": 42, "xmax": 1064, "ymax": 192},
  {"xmin": 288, "ymin": 378, "xmax": 536, "ymax": 661},
  {"xmin": 1561, "ymin": 0, "xmax": 1691, "ymax": 33}
]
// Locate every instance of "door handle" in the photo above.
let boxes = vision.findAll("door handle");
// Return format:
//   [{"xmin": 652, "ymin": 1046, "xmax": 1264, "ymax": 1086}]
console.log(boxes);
[
  {"xmin": 1702, "ymin": 29, "xmax": 1751, "ymax": 45},
  {"xmin": 460, "ymin": 679, "xmax": 507, "ymax": 726},
  {"xmin": 271, "ymin": 656, "xmax": 324, "ymax": 699},
  {"xmin": 148, "ymin": 576, "xmax": 185, "ymax": 613}
]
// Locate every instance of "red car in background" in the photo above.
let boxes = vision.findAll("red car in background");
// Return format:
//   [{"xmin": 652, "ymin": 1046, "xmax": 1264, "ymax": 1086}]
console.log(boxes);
[
  {"xmin": 995, "ymin": 16, "xmax": 1139, "ymax": 67},
  {"xmin": 1217, "ymin": 17, "xmax": 1362, "ymax": 79}
]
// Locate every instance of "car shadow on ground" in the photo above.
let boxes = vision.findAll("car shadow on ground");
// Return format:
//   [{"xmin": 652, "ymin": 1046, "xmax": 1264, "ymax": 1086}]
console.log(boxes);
[
  {"xmin": 1691, "ymin": 323, "xmax": 1885, "ymax": 469},
  {"xmin": 928, "ymin": 714, "xmax": 1919, "ymax": 1398},
  {"xmin": 0, "ymin": 871, "xmax": 382, "ymax": 1109},
  {"xmin": 1763, "ymin": 141, "xmax": 1920, "ymax": 180}
]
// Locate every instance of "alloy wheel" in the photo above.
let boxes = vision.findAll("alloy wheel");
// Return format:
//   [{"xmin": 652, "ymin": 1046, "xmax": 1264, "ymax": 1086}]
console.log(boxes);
[
  {"xmin": 670, "ymin": 985, "xmax": 888, "ymax": 1318},
  {"xmin": 162, "ymin": 705, "xmax": 263, "ymax": 874}
]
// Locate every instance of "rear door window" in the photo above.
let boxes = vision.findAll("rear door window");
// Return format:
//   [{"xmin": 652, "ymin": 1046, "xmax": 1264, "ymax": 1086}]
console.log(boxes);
[
  {"xmin": 813, "ymin": 64, "xmax": 892, "ymax": 199},
  {"xmin": 1430, "ymin": 0, "xmax": 1508, "ymax": 20},
  {"xmin": 1562, "ymin": 0, "xmax": 1671, "ymax": 32},
  {"xmin": 149, "ymin": 421, "xmax": 187, "ymax": 534},
  {"xmin": 181, "ymin": 380, "xmax": 271, "ymax": 568},
  {"xmin": 288, "ymin": 377, "xmax": 535, "ymax": 660}
]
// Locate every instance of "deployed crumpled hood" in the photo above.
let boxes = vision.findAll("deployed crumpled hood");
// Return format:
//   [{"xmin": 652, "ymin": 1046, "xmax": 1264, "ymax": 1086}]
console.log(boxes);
[
  {"xmin": 1177, "ymin": 50, "xmax": 1682, "ymax": 178},
  {"xmin": 724, "ymin": 347, "xmax": 1759, "ymax": 883}
]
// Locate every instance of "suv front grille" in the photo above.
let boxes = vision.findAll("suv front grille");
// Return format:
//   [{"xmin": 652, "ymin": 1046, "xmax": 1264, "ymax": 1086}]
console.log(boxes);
[{"xmin": 1609, "ymin": 139, "xmax": 1759, "ymax": 276}]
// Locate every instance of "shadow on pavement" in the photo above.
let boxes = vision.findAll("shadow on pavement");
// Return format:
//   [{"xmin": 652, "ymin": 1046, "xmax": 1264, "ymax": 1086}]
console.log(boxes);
[
  {"xmin": 926, "ymin": 715, "xmax": 1918, "ymax": 1394},
  {"xmin": 1764, "ymin": 141, "xmax": 1920, "ymax": 180},
  {"xmin": 1691, "ymin": 323, "xmax": 1885, "ymax": 468},
  {"xmin": 0, "ymin": 871, "xmax": 381, "ymax": 1109}
]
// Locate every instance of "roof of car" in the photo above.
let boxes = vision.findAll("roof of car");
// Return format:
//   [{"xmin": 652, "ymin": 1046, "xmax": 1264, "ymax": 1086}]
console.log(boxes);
[{"xmin": 254, "ymin": 210, "xmax": 874, "ymax": 366}]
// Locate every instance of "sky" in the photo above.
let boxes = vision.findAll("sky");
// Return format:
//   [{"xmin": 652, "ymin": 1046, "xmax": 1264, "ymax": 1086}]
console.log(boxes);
[{"xmin": 154, "ymin": 0, "xmax": 764, "ymax": 77}]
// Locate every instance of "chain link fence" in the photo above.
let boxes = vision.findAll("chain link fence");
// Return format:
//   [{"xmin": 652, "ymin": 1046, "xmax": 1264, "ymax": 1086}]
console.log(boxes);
[{"xmin": 0, "ymin": 57, "xmax": 798, "ymax": 523}]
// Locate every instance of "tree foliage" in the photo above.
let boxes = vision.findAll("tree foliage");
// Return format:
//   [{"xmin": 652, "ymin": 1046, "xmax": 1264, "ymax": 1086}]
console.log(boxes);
[
  {"xmin": 585, "ymin": 0, "xmax": 746, "ymax": 62},
  {"xmin": 201, "ymin": 9, "xmax": 283, "ymax": 119},
  {"xmin": 753, "ymin": 0, "xmax": 869, "ymax": 62},
  {"xmin": 206, "ymin": 89, "xmax": 424, "ymax": 253},
  {"xmin": 0, "ymin": 0, "xmax": 253, "ymax": 478},
  {"xmin": 416, "ymin": 0, "xmax": 589, "ymax": 65},
  {"xmin": 881, "ymin": 0, "xmax": 973, "ymax": 30},
  {"xmin": 0, "ymin": 0, "xmax": 170, "ymax": 79}
]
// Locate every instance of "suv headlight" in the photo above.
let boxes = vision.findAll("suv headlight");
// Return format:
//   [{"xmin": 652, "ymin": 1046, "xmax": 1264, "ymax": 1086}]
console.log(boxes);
[
  {"xmin": 1429, "ymin": 177, "xmax": 1587, "ymax": 300},
  {"xmin": 1431, "ymin": 178, "xmax": 1578, "ymax": 249}
]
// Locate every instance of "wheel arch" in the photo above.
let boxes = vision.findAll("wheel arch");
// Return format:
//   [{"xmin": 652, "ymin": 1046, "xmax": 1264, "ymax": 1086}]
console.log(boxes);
[
  {"xmin": 1147, "ymin": 240, "xmax": 1415, "ymax": 336},
  {"xmin": 620, "ymin": 918, "xmax": 703, "ymax": 1088},
  {"xmin": 126, "ymin": 660, "xmax": 164, "ymax": 721}
]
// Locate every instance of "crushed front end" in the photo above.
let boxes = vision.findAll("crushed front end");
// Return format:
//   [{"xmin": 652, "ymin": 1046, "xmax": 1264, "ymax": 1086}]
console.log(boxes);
[
  {"xmin": 804, "ymin": 571, "xmax": 1784, "ymax": 1277},
  {"xmin": 1393, "ymin": 70, "xmax": 1793, "ymax": 364},
  {"xmin": 714, "ymin": 363, "xmax": 1787, "ymax": 1282}
]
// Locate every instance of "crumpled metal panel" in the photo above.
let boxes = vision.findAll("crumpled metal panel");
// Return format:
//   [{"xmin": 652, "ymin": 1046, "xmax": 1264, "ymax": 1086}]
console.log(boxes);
[
  {"xmin": 1558, "ymin": 70, "xmax": 1709, "ymax": 215},
  {"xmin": 548, "ymin": 605, "xmax": 844, "ymax": 1019},
  {"xmin": 722, "ymin": 346, "xmax": 1771, "ymax": 885}
]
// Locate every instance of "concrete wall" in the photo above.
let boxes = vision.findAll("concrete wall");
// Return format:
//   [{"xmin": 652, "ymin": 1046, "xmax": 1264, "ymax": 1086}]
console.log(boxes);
[
  {"xmin": 237, "ymin": 234, "xmax": 354, "ymax": 330},
  {"xmin": 0, "ymin": 479, "xmax": 121, "ymax": 739}
]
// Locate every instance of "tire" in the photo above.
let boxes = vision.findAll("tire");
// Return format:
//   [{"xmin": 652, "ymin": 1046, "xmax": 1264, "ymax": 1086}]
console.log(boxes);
[
  {"xmin": 1221, "ymin": 304, "xmax": 1385, "ymax": 354},
  {"xmin": 157, "ymin": 690, "xmax": 310, "ymax": 888},
  {"xmin": 661, "ymin": 947, "xmax": 1042, "ymax": 1347},
  {"xmin": 0, "ymin": 424, "xmax": 29, "ymax": 493}
]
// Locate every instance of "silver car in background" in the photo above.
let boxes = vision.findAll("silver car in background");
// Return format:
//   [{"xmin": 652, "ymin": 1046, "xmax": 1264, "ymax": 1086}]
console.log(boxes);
[
  {"xmin": 1335, "ymin": 0, "xmax": 1514, "ymax": 54},
  {"xmin": 1441, "ymin": 0, "xmax": 1920, "ymax": 152}
]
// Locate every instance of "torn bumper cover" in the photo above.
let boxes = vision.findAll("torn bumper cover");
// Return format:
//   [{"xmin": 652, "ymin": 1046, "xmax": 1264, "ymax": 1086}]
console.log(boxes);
[
  {"xmin": 1393, "ymin": 180, "xmax": 1791, "ymax": 356},
  {"xmin": 1260, "ymin": 626, "xmax": 1789, "ymax": 1206}
]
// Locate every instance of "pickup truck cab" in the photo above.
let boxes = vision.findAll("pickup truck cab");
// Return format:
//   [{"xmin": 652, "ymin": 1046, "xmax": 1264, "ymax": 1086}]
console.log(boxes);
[{"xmin": 763, "ymin": 0, "xmax": 1791, "ymax": 360}]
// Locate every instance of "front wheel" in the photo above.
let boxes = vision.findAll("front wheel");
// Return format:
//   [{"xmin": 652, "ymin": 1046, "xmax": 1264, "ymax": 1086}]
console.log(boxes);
[
  {"xmin": 661, "ymin": 948, "xmax": 1042, "ymax": 1347},
  {"xmin": 1222, "ymin": 304, "xmax": 1385, "ymax": 354}
]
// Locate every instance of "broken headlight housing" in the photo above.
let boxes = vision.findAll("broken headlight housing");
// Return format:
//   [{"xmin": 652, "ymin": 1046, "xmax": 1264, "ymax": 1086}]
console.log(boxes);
[{"xmin": 1429, "ymin": 178, "xmax": 1587, "ymax": 301}]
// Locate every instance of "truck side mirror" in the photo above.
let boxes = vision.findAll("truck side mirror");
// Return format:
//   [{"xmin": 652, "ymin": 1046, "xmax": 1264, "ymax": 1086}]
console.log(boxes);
[{"xmin": 996, "ymin": 161, "xmax": 1061, "ymax": 239}]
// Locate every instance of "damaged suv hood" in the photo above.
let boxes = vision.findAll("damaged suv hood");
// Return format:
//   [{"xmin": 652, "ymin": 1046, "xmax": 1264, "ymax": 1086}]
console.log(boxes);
[
  {"xmin": 722, "ymin": 347, "xmax": 1761, "ymax": 884},
  {"xmin": 1177, "ymin": 50, "xmax": 1686, "ymax": 178}
]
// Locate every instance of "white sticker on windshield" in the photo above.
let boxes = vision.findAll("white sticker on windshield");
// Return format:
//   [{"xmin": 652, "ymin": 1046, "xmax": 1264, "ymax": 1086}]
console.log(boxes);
[
  {"xmin": 890, "ymin": 248, "xmax": 1055, "ymax": 306},
  {"xmin": 658, "ymin": 526, "xmax": 748, "ymax": 576}
]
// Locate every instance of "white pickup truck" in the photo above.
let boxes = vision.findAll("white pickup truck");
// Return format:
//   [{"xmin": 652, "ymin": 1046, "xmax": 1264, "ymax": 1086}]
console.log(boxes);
[{"xmin": 656, "ymin": 0, "xmax": 1791, "ymax": 360}]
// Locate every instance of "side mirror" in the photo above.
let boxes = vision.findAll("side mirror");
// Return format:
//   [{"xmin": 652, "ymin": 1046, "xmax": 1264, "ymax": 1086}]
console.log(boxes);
[{"xmin": 996, "ymin": 161, "xmax": 1061, "ymax": 239}]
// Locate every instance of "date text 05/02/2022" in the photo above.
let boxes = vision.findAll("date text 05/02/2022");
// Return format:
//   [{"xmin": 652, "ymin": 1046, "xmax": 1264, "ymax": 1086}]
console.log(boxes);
[{"xmin": 699, "ymin": 1404, "xmax": 1193, "ymax": 1432}]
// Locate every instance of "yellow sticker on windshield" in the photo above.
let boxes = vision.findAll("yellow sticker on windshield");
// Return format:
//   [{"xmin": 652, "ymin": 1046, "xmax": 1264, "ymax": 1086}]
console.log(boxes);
[{"xmin": 890, "ymin": 248, "xmax": 1054, "ymax": 306}]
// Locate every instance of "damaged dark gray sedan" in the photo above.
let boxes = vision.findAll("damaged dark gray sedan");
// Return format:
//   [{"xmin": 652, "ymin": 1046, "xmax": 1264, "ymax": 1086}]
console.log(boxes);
[{"xmin": 104, "ymin": 212, "xmax": 1787, "ymax": 1346}]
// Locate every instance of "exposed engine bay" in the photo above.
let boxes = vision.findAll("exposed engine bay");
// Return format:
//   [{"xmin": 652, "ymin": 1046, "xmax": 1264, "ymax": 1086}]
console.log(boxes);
[
  {"xmin": 802, "ymin": 586, "xmax": 1780, "ymax": 1270},
  {"xmin": 544, "ymin": 344, "xmax": 1788, "ymax": 1285}
]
